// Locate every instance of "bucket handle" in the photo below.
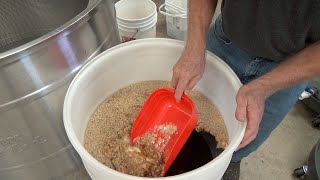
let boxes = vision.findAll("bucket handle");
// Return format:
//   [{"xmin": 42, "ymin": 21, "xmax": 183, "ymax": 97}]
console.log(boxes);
[
  {"xmin": 159, "ymin": 4, "xmax": 187, "ymax": 18},
  {"xmin": 121, "ymin": 29, "xmax": 139, "ymax": 43}
]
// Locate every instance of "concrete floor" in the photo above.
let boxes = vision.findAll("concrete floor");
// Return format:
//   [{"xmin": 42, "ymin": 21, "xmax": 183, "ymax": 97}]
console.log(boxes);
[
  {"xmin": 152, "ymin": 0, "xmax": 320, "ymax": 179},
  {"xmin": 240, "ymin": 102, "xmax": 319, "ymax": 180}
]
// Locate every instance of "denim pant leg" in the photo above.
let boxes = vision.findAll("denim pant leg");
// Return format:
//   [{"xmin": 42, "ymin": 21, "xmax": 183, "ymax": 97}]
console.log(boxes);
[{"xmin": 206, "ymin": 15, "xmax": 307, "ymax": 162}]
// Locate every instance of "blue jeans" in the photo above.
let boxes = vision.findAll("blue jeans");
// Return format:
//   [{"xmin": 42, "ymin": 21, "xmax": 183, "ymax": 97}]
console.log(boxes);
[{"xmin": 207, "ymin": 15, "xmax": 307, "ymax": 162}]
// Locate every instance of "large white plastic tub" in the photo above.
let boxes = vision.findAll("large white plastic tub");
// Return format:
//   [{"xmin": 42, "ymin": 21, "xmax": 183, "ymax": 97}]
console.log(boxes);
[{"xmin": 63, "ymin": 39, "xmax": 246, "ymax": 180}]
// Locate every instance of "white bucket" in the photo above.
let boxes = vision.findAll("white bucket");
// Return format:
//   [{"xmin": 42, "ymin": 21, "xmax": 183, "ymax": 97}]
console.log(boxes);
[
  {"xmin": 115, "ymin": 0, "xmax": 157, "ymax": 43},
  {"xmin": 63, "ymin": 39, "xmax": 246, "ymax": 180},
  {"xmin": 159, "ymin": 0, "xmax": 188, "ymax": 40}
]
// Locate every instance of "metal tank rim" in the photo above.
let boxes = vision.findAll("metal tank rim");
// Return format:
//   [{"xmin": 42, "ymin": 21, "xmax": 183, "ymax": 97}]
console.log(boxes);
[{"xmin": 0, "ymin": 0, "xmax": 109, "ymax": 65}]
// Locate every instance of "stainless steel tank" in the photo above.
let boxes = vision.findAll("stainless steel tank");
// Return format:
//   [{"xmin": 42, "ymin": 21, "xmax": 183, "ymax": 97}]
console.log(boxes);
[{"xmin": 0, "ymin": 0, "xmax": 120, "ymax": 179}]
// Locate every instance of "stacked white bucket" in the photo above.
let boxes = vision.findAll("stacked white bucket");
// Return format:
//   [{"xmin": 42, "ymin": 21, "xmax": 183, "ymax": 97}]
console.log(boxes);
[
  {"xmin": 115, "ymin": 0, "xmax": 157, "ymax": 43},
  {"xmin": 159, "ymin": 0, "xmax": 188, "ymax": 41}
]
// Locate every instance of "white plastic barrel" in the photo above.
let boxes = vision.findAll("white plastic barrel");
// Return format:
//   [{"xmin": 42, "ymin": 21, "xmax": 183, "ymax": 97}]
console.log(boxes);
[
  {"xmin": 63, "ymin": 39, "xmax": 246, "ymax": 180},
  {"xmin": 159, "ymin": 0, "xmax": 188, "ymax": 40},
  {"xmin": 115, "ymin": 0, "xmax": 157, "ymax": 42}
]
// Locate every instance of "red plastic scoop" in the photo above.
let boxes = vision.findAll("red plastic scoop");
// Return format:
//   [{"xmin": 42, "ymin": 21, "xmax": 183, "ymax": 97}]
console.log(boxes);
[{"xmin": 130, "ymin": 88, "xmax": 198, "ymax": 175}]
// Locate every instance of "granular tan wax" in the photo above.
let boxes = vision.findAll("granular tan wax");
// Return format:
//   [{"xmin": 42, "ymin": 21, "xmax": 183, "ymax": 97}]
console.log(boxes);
[{"xmin": 83, "ymin": 80, "xmax": 228, "ymax": 177}]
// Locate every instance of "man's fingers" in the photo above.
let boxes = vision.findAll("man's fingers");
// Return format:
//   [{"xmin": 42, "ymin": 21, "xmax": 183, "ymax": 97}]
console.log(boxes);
[
  {"xmin": 237, "ymin": 132, "xmax": 257, "ymax": 150},
  {"xmin": 237, "ymin": 104, "xmax": 261, "ymax": 150},
  {"xmin": 234, "ymin": 84, "xmax": 266, "ymax": 151},
  {"xmin": 184, "ymin": 75, "xmax": 201, "ymax": 95},
  {"xmin": 237, "ymin": 127, "xmax": 258, "ymax": 150},
  {"xmin": 235, "ymin": 94, "xmax": 247, "ymax": 122},
  {"xmin": 171, "ymin": 71, "xmax": 179, "ymax": 88},
  {"xmin": 174, "ymin": 78, "xmax": 189, "ymax": 101}
]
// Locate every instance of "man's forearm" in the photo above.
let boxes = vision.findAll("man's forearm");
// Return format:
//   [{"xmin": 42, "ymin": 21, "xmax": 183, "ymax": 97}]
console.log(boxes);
[
  {"xmin": 252, "ymin": 41, "xmax": 320, "ymax": 96},
  {"xmin": 185, "ymin": 0, "xmax": 217, "ymax": 55}
]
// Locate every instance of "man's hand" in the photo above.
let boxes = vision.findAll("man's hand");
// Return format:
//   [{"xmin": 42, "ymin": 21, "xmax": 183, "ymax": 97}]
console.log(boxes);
[
  {"xmin": 235, "ymin": 80, "xmax": 271, "ymax": 150},
  {"xmin": 171, "ymin": 0, "xmax": 217, "ymax": 101},
  {"xmin": 171, "ymin": 48, "xmax": 205, "ymax": 101},
  {"xmin": 235, "ymin": 41, "xmax": 320, "ymax": 150}
]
